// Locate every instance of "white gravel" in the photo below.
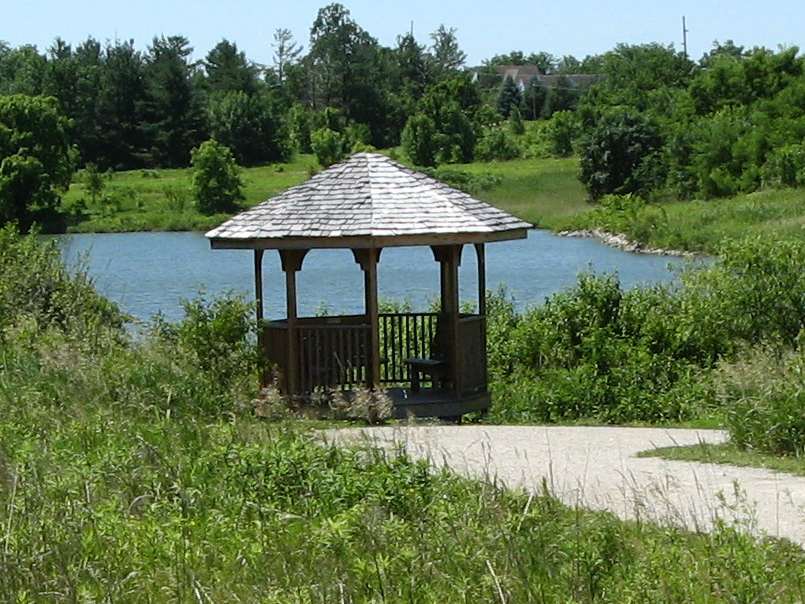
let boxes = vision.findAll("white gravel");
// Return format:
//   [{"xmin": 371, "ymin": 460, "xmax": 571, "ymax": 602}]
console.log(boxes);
[{"xmin": 325, "ymin": 425, "xmax": 805, "ymax": 547}]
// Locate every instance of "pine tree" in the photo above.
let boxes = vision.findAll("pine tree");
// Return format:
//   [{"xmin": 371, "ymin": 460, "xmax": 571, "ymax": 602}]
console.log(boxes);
[
  {"xmin": 496, "ymin": 76, "xmax": 521, "ymax": 118},
  {"xmin": 509, "ymin": 105, "xmax": 525, "ymax": 135}
]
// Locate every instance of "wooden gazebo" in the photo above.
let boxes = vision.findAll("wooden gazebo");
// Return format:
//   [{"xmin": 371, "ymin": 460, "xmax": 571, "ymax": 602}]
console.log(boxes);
[{"xmin": 206, "ymin": 153, "xmax": 531, "ymax": 418}]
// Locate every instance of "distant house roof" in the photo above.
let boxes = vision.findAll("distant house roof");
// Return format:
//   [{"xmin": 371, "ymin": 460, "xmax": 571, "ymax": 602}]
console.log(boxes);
[
  {"xmin": 206, "ymin": 153, "xmax": 532, "ymax": 250},
  {"xmin": 472, "ymin": 64, "xmax": 603, "ymax": 92}
]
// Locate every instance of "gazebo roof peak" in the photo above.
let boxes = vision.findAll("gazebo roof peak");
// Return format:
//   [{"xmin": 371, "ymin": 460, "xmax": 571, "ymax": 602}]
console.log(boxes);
[{"xmin": 206, "ymin": 152, "xmax": 532, "ymax": 249}]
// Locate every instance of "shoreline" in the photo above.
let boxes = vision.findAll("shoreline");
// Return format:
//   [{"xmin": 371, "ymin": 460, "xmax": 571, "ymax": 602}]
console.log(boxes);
[{"xmin": 557, "ymin": 228, "xmax": 699, "ymax": 258}]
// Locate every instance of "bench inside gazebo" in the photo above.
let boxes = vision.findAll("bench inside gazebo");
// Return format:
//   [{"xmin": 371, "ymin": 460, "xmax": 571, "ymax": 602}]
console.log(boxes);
[{"xmin": 206, "ymin": 153, "xmax": 531, "ymax": 418}]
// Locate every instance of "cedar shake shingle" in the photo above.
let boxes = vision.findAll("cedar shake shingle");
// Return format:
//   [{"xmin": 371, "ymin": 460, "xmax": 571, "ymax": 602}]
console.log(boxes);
[{"xmin": 206, "ymin": 153, "xmax": 532, "ymax": 247}]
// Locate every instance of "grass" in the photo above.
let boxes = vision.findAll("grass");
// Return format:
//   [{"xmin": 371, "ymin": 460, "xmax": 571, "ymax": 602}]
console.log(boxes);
[
  {"xmin": 62, "ymin": 154, "xmax": 590, "ymax": 234},
  {"xmin": 566, "ymin": 187, "xmax": 805, "ymax": 253},
  {"xmin": 62, "ymin": 154, "xmax": 320, "ymax": 233},
  {"xmin": 640, "ymin": 442, "xmax": 805, "ymax": 477},
  {"xmin": 455, "ymin": 157, "xmax": 590, "ymax": 228}
]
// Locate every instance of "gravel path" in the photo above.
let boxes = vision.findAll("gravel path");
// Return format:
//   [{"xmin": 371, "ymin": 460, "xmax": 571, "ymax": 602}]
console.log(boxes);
[{"xmin": 325, "ymin": 426, "xmax": 805, "ymax": 547}]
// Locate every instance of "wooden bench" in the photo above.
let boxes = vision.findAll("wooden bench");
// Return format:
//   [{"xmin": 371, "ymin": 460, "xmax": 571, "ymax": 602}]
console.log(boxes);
[{"xmin": 406, "ymin": 357, "xmax": 447, "ymax": 392}]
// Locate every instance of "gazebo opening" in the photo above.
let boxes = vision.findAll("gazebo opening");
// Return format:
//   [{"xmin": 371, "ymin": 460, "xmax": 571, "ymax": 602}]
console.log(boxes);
[{"xmin": 206, "ymin": 153, "xmax": 531, "ymax": 418}]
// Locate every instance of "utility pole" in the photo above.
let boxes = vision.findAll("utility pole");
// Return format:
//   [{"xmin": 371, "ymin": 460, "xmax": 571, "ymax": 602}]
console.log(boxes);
[{"xmin": 682, "ymin": 16, "xmax": 689, "ymax": 59}]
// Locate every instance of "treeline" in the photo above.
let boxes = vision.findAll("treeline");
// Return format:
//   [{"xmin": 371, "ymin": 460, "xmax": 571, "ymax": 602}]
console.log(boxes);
[
  {"xmin": 0, "ymin": 3, "xmax": 593, "ymax": 172},
  {"xmin": 571, "ymin": 42, "xmax": 805, "ymax": 200}
]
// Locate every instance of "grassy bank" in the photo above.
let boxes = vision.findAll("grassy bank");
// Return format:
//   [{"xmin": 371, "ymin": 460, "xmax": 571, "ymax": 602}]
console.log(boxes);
[
  {"xmin": 2, "ymin": 226, "xmax": 804, "ymax": 601},
  {"xmin": 62, "ymin": 155, "xmax": 320, "ymax": 233},
  {"xmin": 62, "ymin": 155, "xmax": 589, "ymax": 234},
  {"xmin": 563, "ymin": 187, "xmax": 805, "ymax": 254}
]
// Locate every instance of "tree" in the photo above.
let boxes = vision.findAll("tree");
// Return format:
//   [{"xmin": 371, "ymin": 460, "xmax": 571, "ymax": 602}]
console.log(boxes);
[
  {"xmin": 272, "ymin": 28, "xmax": 302, "ymax": 85},
  {"xmin": 141, "ymin": 35, "xmax": 204, "ymax": 167},
  {"xmin": 543, "ymin": 75, "xmax": 579, "ymax": 117},
  {"xmin": 310, "ymin": 127, "xmax": 345, "ymax": 166},
  {"xmin": 401, "ymin": 113, "xmax": 437, "ymax": 166},
  {"xmin": 430, "ymin": 25, "xmax": 466, "ymax": 74},
  {"xmin": 191, "ymin": 139, "xmax": 243, "ymax": 214},
  {"xmin": 0, "ymin": 95, "xmax": 74, "ymax": 228},
  {"xmin": 497, "ymin": 75, "xmax": 521, "ymax": 117},
  {"xmin": 579, "ymin": 110, "xmax": 663, "ymax": 200},
  {"xmin": 84, "ymin": 163, "xmax": 104, "ymax": 204},
  {"xmin": 96, "ymin": 39, "xmax": 146, "ymax": 169},
  {"xmin": 205, "ymin": 39, "xmax": 258, "ymax": 95},
  {"xmin": 307, "ymin": 4, "xmax": 387, "ymax": 144},
  {"xmin": 523, "ymin": 77, "xmax": 548, "ymax": 119},
  {"xmin": 206, "ymin": 90, "xmax": 291, "ymax": 165},
  {"xmin": 508, "ymin": 105, "xmax": 525, "ymax": 135}
]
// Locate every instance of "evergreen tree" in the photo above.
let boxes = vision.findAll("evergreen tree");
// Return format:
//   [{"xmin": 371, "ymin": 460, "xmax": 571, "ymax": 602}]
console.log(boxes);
[
  {"xmin": 141, "ymin": 36, "xmax": 204, "ymax": 166},
  {"xmin": 508, "ymin": 105, "xmax": 525, "ymax": 135},
  {"xmin": 430, "ymin": 25, "xmax": 466, "ymax": 74},
  {"xmin": 204, "ymin": 40, "xmax": 258, "ymax": 95},
  {"xmin": 497, "ymin": 75, "xmax": 521, "ymax": 117}
]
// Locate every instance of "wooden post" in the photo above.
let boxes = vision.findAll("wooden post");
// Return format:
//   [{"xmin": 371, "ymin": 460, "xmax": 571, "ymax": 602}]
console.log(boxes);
[
  {"xmin": 353, "ymin": 248, "xmax": 381, "ymax": 388},
  {"xmin": 474, "ymin": 243, "xmax": 486, "ymax": 317},
  {"xmin": 254, "ymin": 249, "xmax": 265, "ymax": 386},
  {"xmin": 432, "ymin": 245, "xmax": 462, "ymax": 395},
  {"xmin": 475, "ymin": 243, "xmax": 488, "ymax": 388},
  {"xmin": 279, "ymin": 250, "xmax": 307, "ymax": 395}
]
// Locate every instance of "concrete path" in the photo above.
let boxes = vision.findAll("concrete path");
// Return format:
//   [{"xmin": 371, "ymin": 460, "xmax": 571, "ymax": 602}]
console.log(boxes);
[{"xmin": 325, "ymin": 426, "xmax": 805, "ymax": 547}]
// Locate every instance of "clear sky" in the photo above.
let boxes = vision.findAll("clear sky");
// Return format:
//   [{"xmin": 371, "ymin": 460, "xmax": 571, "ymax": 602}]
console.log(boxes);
[{"xmin": 3, "ymin": 0, "xmax": 803, "ymax": 65}]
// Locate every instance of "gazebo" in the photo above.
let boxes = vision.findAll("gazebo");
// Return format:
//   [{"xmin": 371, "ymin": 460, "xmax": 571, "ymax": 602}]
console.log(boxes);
[{"xmin": 206, "ymin": 153, "xmax": 531, "ymax": 418}]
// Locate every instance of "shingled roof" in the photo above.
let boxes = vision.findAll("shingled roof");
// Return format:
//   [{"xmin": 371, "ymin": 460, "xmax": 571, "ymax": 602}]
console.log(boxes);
[{"xmin": 206, "ymin": 153, "xmax": 532, "ymax": 250}]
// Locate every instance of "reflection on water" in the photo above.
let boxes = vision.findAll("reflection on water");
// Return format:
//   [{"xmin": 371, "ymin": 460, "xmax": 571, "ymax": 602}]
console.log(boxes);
[{"xmin": 56, "ymin": 230, "xmax": 696, "ymax": 323}]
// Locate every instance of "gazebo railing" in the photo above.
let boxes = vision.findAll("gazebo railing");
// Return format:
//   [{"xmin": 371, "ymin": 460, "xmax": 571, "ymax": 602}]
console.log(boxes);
[
  {"xmin": 379, "ymin": 312, "xmax": 440, "ymax": 384},
  {"xmin": 264, "ymin": 312, "xmax": 486, "ymax": 395}
]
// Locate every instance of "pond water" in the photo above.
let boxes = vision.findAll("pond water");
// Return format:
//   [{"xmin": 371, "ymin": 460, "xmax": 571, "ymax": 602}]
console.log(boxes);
[{"xmin": 55, "ymin": 230, "xmax": 695, "ymax": 323}]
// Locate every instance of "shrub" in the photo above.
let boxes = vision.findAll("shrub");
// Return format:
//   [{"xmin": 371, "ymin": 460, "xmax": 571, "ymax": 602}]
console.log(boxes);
[
  {"xmin": 489, "ymin": 237, "xmax": 805, "ymax": 424},
  {"xmin": 720, "ymin": 345, "xmax": 805, "ymax": 456},
  {"xmin": 475, "ymin": 127, "xmax": 521, "ymax": 161},
  {"xmin": 311, "ymin": 127, "xmax": 345, "ymax": 167},
  {"xmin": 401, "ymin": 113, "xmax": 437, "ymax": 167},
  {"xmin": 0, "ymin": 95, "xmax": 74, "ymax": 228},
  {"xmin": 191, "ymin": 139, "xmax": 244, "ymax": 214},
  {"xmin": 579, "ymin": 109, "xmax": 664, "ymax": 200},
  {"xmin": 508, "ymin": 105, "xmax": 525, "ymax": 135},
  {"xmin": 0, "ymin": 224, "xmax": 123, "ymax": 336},
  {"xmin": 544, "ymin": 111, "xmax": 580, "ymax": 157},
  {"xmin": 761, "ymin": 143, "xmax": 805, "ymax": 188}
]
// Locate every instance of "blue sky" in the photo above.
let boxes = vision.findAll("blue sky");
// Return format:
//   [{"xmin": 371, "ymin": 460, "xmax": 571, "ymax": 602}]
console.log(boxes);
[{"xmin": 3, "ymin": 0, "xmax": 803, "ymax": 65}]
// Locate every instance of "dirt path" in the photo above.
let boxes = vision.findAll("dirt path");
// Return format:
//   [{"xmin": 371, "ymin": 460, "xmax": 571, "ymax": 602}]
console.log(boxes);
[{"xmin": 325, "ymin": 426, "xmax": 805, "ymax": 547}]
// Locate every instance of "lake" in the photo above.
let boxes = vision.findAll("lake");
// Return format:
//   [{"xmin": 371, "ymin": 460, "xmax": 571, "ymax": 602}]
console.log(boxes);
[{"xmin": 56, "ymin": 230, "xmax": 695, "ymax": 323}]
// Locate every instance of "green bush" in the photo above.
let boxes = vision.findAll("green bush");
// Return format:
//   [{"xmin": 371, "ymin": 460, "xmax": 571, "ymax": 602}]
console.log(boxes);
[
  {"xmin": 191, "ymin": 139, "xmax": 244, "ymax": 214},
  {"xmin": 579, "ymin": 110, "xmax": 664, "ymax": 200},
  {"xmin": 720, "ymin": 346, "xmax": 805, "ymax": 456},
  {"xmin": 401, "ymin": 113, "xmax": 437, "ymax": 167},
  {"xmin": 0, "ymin": 95, "xmax": 74, "ymax": 228},
  {"xmin": 544, "ymin": 111, "xmax": 580, "ymax": 157},
  {"xmin": 310, "ymin": 127, "xmax": 345, "ymax": 167},
  {"xmin": 475, "ymin": 126, "xmax": 521, "ymax": 161},
  {"xmin": 762, "ymin": 143, "xmax": 805, "ymax": 188},
  {"xmin": 489, "ymin": 237, "xmax": 805, "ymax": 423},
  {"xmin": 0, "ymin": 225, "xmax": 123, "ymax": 336}
]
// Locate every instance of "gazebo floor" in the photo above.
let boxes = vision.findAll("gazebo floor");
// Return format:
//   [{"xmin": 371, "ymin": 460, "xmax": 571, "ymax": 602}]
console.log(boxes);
[{"xmin": 386, "ymin": 388, "xmax": 491, "ymax": 420}]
